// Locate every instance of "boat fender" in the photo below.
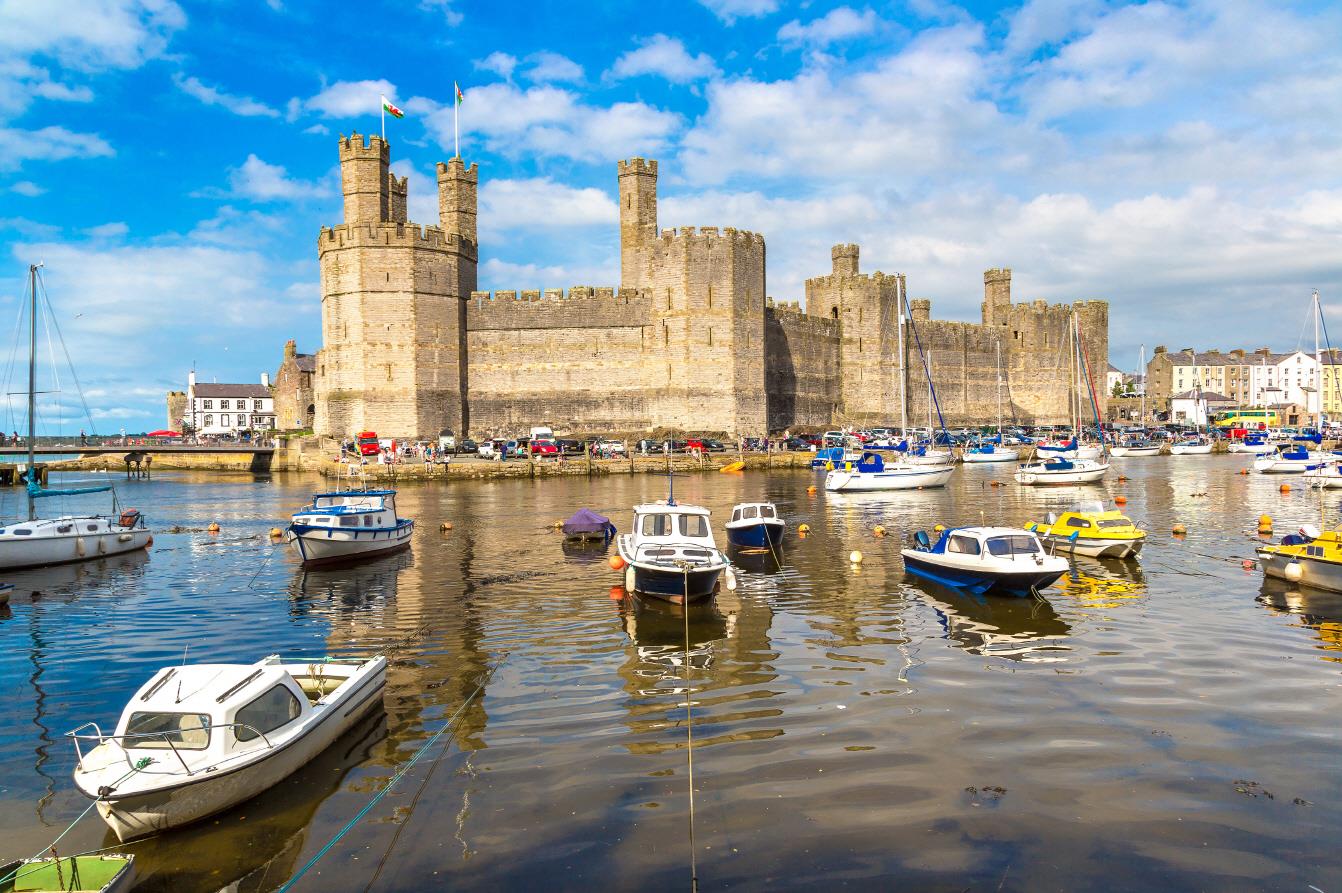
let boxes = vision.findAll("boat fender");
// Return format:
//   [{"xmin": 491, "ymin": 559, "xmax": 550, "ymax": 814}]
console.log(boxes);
[
  {"xmin": 145, "ymin": 535, "xmax": 153, "ymax": 548},
  {"xmin": 75, "ymin": 537, "xmax": 85, "ymax": 557},
  {"xmin": 97, "ymin": 537, "xmax": 107, "ymax": 554},
  {"xmin": 624, "ymin": 566, "xmax": 636, "ymax": 591},
  {"xmin": 1284, "ymin": 562, "xmax": 1304, "ymax": 583},
  {"xmin": 725, "ymin": 568, "xmax": 737, "ymax": 591},
  {"xmin": 118, "ymin": 533, "xmax": 132, "ymax": 543}
]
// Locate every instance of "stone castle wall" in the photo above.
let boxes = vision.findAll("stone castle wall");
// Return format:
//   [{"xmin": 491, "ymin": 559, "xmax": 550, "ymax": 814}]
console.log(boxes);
[{"xmin": 765, "ymin": 302, "xmax": 840, "ymax": 431}]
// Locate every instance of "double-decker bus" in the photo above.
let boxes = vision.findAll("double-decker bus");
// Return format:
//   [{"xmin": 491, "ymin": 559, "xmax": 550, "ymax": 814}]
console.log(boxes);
[{"xmin": 1213, "ymin": 409, "xmax": 1278, "ymax": 430}]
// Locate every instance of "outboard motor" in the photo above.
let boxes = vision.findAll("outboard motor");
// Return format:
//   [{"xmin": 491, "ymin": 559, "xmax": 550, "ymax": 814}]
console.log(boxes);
[{"xmin": 914, "ymin": 530, "xmax": 931, "ymax": 550}]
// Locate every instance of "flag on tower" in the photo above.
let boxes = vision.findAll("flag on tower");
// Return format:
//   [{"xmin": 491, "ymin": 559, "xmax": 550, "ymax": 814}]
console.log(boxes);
[
  {"xmin": 382, "ymin": 95, "xmax": 405, "ymax": 118},
  {"xmin": 455, "ymin": 83, "xmax": 464, "ymax": 105}
]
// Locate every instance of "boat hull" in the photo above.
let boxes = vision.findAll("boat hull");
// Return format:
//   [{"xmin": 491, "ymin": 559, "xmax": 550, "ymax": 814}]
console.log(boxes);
[
  {"xmin": 1014, "ymin": 463, "xmax": 1109, "ymax": 485},
  {"xmin": 1110, "ymin": 446, "xmax": 1161, "ymax": 457},
  {"xmin": 902, "ymin": 551, "xmax": 1066, "ymax": 597},
  {"xmin": 1258, "ymin": 550, "xmax": 1342, "ymax": 593},
  {"xmin": 1037, "ymin": 445, "xmax": 1103, "ymax": 460},
  {"xmin": 1040, "ymin": 534, "xmax": 1144, "ymax": 559},
  {"xmin": 1229, "ymin": 442, "xmax": 1273, "ymax": 455},
  {"xmin": 0, "ymin": 525, "xmax": 150, "ymax": 571},
  {"xmin": 288, "ymin": 520, "xmax": 414, "ymax": 566},
  {"xmin": 82, "ymin": 668, "xmax": 386, "ymax": 842},
  {"xmin": 1252, "ymin": 458, "xmax": 1312, "ymax": 474},
  {"xmin": 961, "ymin": 448, "xmax": 1019, "ymax": 463},
  {"xmin": 725, "ymin": 521, "xmax": 784, "ymax": 549},
  {"xmin": 630, "ymin": 565, "xmax": 721, "ymax": 603},
  {"xmin": 825, "ymin": 464, "xmax": 955, "ymax": 491},
  {"xmin": 1169, "ymin": 444, "xmax": 1213, "ymax": 455}
]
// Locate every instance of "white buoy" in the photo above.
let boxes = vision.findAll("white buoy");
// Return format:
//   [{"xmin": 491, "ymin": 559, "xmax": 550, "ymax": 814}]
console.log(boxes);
[
  {"xmin": 1284, "ymin": 562, "xmax": 1304, "ymax": 583},
  {"xmin": 850, "ymin": 550, "xmax": 863, "ymax": 564}
]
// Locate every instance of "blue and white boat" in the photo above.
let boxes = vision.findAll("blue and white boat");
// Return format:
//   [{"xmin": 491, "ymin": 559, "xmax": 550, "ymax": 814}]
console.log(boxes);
[
  {"xmin": 902, "ymin": 526, "xmax": 1069, "ymax": 596},
  {"xmin": 286, "ymin": 489, "xmax": 414, "ymax": 566},
  {"xmin": 1253, "ymin": 443, "xmax": 1316, "ymax": 474},
  {"xmin": 825, "ymin": 451, "xmax": 955, "ymax": 492},
  {"xmin": 724, "ymin": 502, "xmax": 785, "ymax": 550},
  {"xmin": 616, "ymin": 501, "xmax": 732, "ymax": 603},
  {"xmin": 961, "ymin": 436, "xmax": 1019, "ymax": 464}
]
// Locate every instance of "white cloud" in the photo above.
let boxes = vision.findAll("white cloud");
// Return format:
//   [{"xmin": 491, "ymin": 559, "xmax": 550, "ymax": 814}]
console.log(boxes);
[
  {"xmin": 302, "ymin": 123, "xmax": 329, "ymax": 135},
  {"xmin": 10, "ymin": 181, "xmax": 45, "ymax": 196},
  {"xmin": 479, "ymin": 178, "xmax": 619, "ymax": 230},
  {"xmin": 412, "ymin": 83, "xmax": 679, "ymax": 162},
  {"xmin": 476, "ymin": 51, "xmax": 517, "ymax": 79},
  {"xmin": 609, "ymin": 35, "xmax": 718, "ymax": 83},
  {"xmin": 0, "ymin": 59, "xmax": 95, "ymax": 119},
  {"xmin": 188, "ymin": 206, "xmax": 286, "ymax": 248},
  {"xmin": 0, "ymin": 0, "xmax": 186, "ymax": 70},
  {"xmin": 228, "ymin": 154, "xmax": 326, "ymax": 202},
  {"xmin": 777, "ymin": 7, "xmax": 878, "ymax": 47},
  {"xmin": 302, "ymin": 79, "xmax": 397, "ymax": 119},
  {"xmin": 524, "ymin": 52, "xmax": 584, "ymax": 84},
  {"xmin": 479, "ymin": 257, "xmax": 618, "ymax": 291},
  {"xmin": 696, "ymin": 0, "xmax": 778, "ymax": 24},
  {"xmin": 418, "ymin": 0, "xmax": 462, "ymax": 26},
  {"xmin": 85, "ymin": 221, "xmax": 128, "ymax": 238},
  {"xmin": 0, "ymin": 217, "xmax": 61, "ymax": 239},
  {"xmin": 0, "ymin": 125, "xmax": 114, "ymax": 171},
  {"xmin": 174, "ymin": 73, "xmax": 279, "ymax": 118}
]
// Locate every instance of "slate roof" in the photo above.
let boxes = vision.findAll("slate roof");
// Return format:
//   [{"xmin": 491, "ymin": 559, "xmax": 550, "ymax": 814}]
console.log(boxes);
[
  {"xmin": 1171, "ymin": 389, "xmax": 1233, "ymax": 402},
  {"xmin": 294, "ymin": 354, "xmax": 316, "ymax": 373},
  {"xmin": 193, "ymin": 383, "xmax": 271, "ymax": 399}
]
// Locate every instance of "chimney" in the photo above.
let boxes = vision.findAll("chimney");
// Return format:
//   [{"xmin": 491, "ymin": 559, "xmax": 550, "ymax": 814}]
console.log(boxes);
[
  {"xmin": 261, "ymin": 371, "xmax": 270, "ymax": 388},
  {"xmin": 188, "ymin": 369, "xmax": 196, "ymax": 395}
]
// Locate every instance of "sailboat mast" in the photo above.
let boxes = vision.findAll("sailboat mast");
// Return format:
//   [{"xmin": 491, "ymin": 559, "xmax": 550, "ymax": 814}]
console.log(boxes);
[
  {"xmin": 926, "ymin": 350, "xmax": 933, "ymax": 433},
  {"xmin": 898, "ymin": 276, "xmax": 907, "ymax": 438},
  {"xmin": 1139, "ymin": 344, "xmax": 1146, "ymax": 428},
  {"xmin": 995, "ymin": 340, "xmax": 1002, "ymax": 434},
  {"xmin": 26, "ymin": 264, "xmax": 38, "ymax": 521},
  {"xmin": 1314, "ymin": 289, "xmax": 1323, "ymax": 430}
]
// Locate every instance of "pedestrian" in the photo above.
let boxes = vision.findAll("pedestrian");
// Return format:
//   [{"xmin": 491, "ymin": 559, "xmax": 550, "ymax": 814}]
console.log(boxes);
[
  {"xmin": 79, "ymin": 428, "xmax": 86, "ymax": 446},
  {"xmin": 119, "ymin": 426, "xmax": 126, "ymax": 446}
]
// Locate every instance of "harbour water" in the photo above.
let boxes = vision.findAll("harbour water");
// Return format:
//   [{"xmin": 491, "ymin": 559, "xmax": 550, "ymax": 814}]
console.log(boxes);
[{"xmin": 2, "ymin": 457, "xmax": 1341, "ymax": 891}]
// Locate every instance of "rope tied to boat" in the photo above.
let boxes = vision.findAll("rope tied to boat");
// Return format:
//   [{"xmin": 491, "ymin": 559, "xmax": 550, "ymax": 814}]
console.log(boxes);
[{"xmin": 681, "ymin": 563, "xmax": 700, "ymax": 893}]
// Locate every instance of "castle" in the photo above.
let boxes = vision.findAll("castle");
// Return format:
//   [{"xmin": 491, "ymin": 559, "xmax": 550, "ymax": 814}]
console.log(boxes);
[{"xmin": 313, "ymin": 135, "xmax": 1107, "ymax": 439}]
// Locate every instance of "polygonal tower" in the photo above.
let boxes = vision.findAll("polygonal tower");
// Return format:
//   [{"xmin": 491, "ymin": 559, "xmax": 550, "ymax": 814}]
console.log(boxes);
[
  {"xmin": 314, "ymin": 133, "xmax": 477, "ymax": 440},
  {"xmin": 618, "ymin": 157, "xmax": 658, "ymax": 289}
]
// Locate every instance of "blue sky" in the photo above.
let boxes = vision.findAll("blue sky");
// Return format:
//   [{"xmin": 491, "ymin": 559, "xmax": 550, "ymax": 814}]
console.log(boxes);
[{"xmin": 2, "ymin": 0, "xmax": 1341, "ymax": 432}]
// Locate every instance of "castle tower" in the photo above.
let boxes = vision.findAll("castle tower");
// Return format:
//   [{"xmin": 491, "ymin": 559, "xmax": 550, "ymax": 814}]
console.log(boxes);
[
  {"xmin": 982, "ymin": 268, "xmax": 1011, "ymax": 327},
  {"xmin": 314, "ymin": 135, "xmax": 475, "ymax": 439},
  {"xmin": 338, "ymin": 133, "xmax": 389, "ymax": 224},
  {"xmin": 437, "ymin": 157, "xmax": 478, "ymax": 247},
  {"xmin": 618, "ymin": 158, "xmax": 658, "ymax": 288},
  {"xmin": 805, "ymin": 243, "xmax": 900, "ymax": 426}
]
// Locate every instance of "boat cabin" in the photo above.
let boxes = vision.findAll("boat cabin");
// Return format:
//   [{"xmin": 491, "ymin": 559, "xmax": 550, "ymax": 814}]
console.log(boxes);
[
  {"xmin": 917, "ymin": 526, "xmax": 1047, "ymax": 559},
  {"xmin": 292, "ymin": 490, "xmax": 398, "ymax": 529},
  {"xmin": 625, "ymin": 502, "xmax": 722, "ymax": 567},
  {"xmin": 76, "ymin": 657, "xmax": 357, "ymax": 773},
  {"xmin": 729, "ymin": 503, "xmax": 780, "ymax": 525}
]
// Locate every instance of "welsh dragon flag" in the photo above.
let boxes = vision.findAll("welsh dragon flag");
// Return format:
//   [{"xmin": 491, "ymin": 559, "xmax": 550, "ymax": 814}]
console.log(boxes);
[
  {"xmin": 381, "ymin": 95, "xmax": 404, "ymax": 118},
  {"xmin": 455, "ymin": 82, "xmax": 464, "ymax": 105}
]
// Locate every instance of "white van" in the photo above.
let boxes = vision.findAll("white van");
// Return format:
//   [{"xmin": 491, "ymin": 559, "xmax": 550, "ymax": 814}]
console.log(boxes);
[{"xmin": 530, "ymin": 426, "xmax": 554, "ymax": 441}]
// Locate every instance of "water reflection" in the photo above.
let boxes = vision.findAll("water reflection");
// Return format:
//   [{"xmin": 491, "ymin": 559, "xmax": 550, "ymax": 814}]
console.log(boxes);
[
  {"xmin": 912, "ymin": 582, "xmax": 1072, "ymax": 662},
  {"xmin": 1055, "ymin": 558, "xmax": 1149, "ymax": 608},
  {"xmin": 1258, "ymin": 578, "xmax": 1342, "ymax": 663}
]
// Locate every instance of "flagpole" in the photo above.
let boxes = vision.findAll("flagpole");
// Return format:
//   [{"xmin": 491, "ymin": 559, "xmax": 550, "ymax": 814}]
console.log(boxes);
[
  {"xmin": 453, "ymin": 82, "xmax": 460, "ymax": 159},
  {"xmin": 380, "ymin": 94, "xmax": 385, "ymax": 140}
]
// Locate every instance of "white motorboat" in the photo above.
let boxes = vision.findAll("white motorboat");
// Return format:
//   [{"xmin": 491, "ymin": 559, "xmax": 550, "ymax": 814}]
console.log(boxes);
[
  {"xmin": 1228, "ymin": 437, "xmax": 1274, "ymax": 455},
  {"xmin": 69, "ymin": 654, "xmax": 387, "ymax": 841},
  {"xmin": 1169, "ymin": 437, "xmax": 1213, "ymax": 455},
  {"xmin": 1109, "ymin": 442, "xmax": 1161, "ymax": 457},
  {"xmin": 1036, "ymin": 441, "xmax": 1103, "ymax": 461},
  {"xmin": 0, "ymin": 265, "xmax": 153, "ymax": 571},
  {"xmin": 725, "ymin": 502, "xmax": 785, "ymax": 550},
  {"xmin": 616, "ymin": 501, "xmax": 732, "ymax": 602},
  {"xmin": 902, "ymin": 526, "xmax": 1069, "ymax": 596},
  {"xmin": 1014, "ymin": 457, "xmax": 1109, "ymax": 485},
  {"xmin": 286, "ymin": 489, "xmax": 413, "ymax": 565},
  {"xmin": 1304, "ymin": 462, "xmax": 1342, "ymax": 488},
  {"xmin": 1253, "ymin": 444, "xmax": 1317, "ymax": 474},
  {"xmin": 825, "ymin": 451, "xmax": 955, "ymax": 491},
  {"xmin": 961, "ymin": 442, "xmax": 1019, "ymax": 463}
]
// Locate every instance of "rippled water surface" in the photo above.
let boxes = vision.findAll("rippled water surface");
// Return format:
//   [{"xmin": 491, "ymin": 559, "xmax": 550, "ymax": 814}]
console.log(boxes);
[{"xmin": 2, "ymin": 457, "xmax": 1341, "ymax": 892}]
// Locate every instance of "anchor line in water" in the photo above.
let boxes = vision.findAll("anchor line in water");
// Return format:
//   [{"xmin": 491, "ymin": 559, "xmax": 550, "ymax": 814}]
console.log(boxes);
[
  {"xmin": 276, "ymin": 653, "xmax": 507, "ymax": 893},
  {"xmin": 681, "ymin": 564, "xmax": 700, "ymax": 893}
]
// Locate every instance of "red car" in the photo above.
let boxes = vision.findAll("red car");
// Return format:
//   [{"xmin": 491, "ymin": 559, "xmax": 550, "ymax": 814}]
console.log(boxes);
[{"xmin": 530, "ymin": 438, "xmax": 559, "ymax": 456}]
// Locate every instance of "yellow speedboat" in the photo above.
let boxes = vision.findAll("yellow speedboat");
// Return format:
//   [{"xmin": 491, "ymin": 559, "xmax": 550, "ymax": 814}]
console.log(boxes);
[
  {"xmin": 1258, "ymin": 526, "xmax": 1342, "ymax": 592},
  {"xmin": 1028, "ymin": 501, "xmax": 1145, "ymax": 559}
]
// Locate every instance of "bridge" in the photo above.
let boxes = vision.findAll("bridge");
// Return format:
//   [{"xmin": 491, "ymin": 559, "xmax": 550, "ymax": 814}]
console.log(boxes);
[{"xmin": 0, "ymin": 444, "xmax": 274, "ymax": 457}]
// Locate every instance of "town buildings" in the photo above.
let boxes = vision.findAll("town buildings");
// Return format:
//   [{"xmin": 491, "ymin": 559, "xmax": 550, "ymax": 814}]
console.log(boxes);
[
  {"xmin": 273, "ymin": 340, "xmax": 316, "ymax": 431},
  {"xmin": 175, "ymin": 370, "xmax": 276, "ymax": 435},
  {"xmin": 310, "ymin": 135, "xmax": 1109, "ymax": 440},
  {"xmin": 1145, "ymin": 346, "xmax": 1342, "ymax": 425}
]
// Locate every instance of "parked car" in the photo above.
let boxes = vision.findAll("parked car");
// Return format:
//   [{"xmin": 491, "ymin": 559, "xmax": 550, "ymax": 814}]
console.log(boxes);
[
  {"xmin": 783, "ymin": 435, "xmax": 810, "ymax": 451},
  {"xmin": 557, "ymin": 439, "xmax": 584, "ymax": 455},
  {"xmin": 457, "ymin": 437, "xmax": 478, "ymax": 454},
  {"xmin": 742, "ymin": 437, "xmax": 767, "ymax": 451},
  {"xmin": 478, "ymin": 439, "xmax": 506, "ymax": 459},
  {"xmin": 702, "ymin": 439, "xmax": 726, "ymax": 452},
  {"xmin": 636, "ymin": 439, "xmax": 665, "ymax": 454},
  {"xmin": 596, "ymin": 439, "xmax": 627, "ymax": 456}
]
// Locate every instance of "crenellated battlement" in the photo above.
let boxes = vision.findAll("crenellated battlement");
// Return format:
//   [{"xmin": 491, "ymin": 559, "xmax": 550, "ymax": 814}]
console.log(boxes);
[
  {"xmin": 469, "ymin": 285, "xmax": 651, "ymax": 305},
  {"xmin": 435, "ymin": 157, "xmax": 479, "ymax": 182},
  {"xmin": 338, "ymin": 131, "xmax": 389, "ymax": 158},
  {"xmin": 318, "ymin": 222, "xmax": 477, "ymax": 258},
  {"xmin": 652, "ymin": 225, "xmax": 765, "ymax": 246},
  {"xmin": 618, "ymin": 157, "xmax": 657, "ymax": 177}
]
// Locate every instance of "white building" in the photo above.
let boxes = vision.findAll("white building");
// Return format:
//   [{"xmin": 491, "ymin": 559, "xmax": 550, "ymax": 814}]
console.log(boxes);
[
  {"xmin": 1163, "ymin": 348, "xmax": 1320, "ymax": 416},
  {"xmin": 182, "ymin": 370, "xmax": 276, "ymax": 435},
  {"xmin": 1170, "ymin": 390, "xmax": 1234, "ymax": 426},
  {"xmin": 1106, "ymin": 363, "xmax": 1127, "ymax": 395}
]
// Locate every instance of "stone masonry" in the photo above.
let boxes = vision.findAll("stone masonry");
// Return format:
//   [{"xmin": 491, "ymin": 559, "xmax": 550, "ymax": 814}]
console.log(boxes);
[{"xmin": 313, "ymin": 139, "xmax": 1108, "ymax": 439}]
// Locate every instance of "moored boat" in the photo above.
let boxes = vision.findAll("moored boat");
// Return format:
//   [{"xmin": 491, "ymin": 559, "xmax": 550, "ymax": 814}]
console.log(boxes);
[
  {"xmin": 1257, "ymin": 527, "xmax": 1342, "ymax": 592},
  {"xmin": 1169, "ymin": 436, "xmax": 1213, "ymax": 455},
  {"xmin": 1014, "ymin": 457, "xmax": 1109, "ymax": 485},
  {"xmin": 0, "ymin": 854, "xmax": 134, "ymax": 893},
  {"xmin": 1109, "ymin": 438, "xmax": 1161, "ymax": 457},
  {"xmin": 902, "ymin": 526, "xmax": 1069, "ymax": 596},
  {"xmin": 724, "ymin": 502, "xmax": 785, "ymax": 550},
  {"xmin": 961, "ymin": 441, "xmax": 1019, "ymax": 463},
  {"xmin": 1252, "ymin": 443, "xmax": 1316, "ymax": 474},
  {"xmin": 1027, "ymin": 500, "xmax": 1145, "ymax": 558},
  {"xmin": 286, "ymin": 489, "xmax": 413, "ymax": 565},
  {"xmin": 69, "ymin": 654, "xmax": 387, "ymax": 841},
  {"xmin": 616, "ymin": 502, "xmax": 731, "ymax": 603},
  {"xmin": 561, "ymin": 508, "xmax": 616, "ymax": 542},
  {"xmin": 1303, "ymin": 462, "xmax": 1342, "ymax": 488},
  {"xmin": 824, "ymin": 451, "xmax": 955, "ymax": 492}
]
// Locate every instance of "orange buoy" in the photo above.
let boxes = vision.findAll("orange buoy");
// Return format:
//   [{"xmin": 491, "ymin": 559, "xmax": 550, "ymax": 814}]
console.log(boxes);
[
  {"xmin": 807, "ymin": 485, "xmax": 817, "ymax": 494},
  {"xmin": 206, "ymin": 522, "xmax": 220, "ymax": 533},
  {"xmin": 990, "ymin": 480, "xmax": 1001, "ymax": 487},
  {"xmin": 873, "ymin": 525, "xmax": 886, "ymax": 537},
  {"xmin": 440, "ymin": 521, "xmax": 454, "ymax": 531},
  {"xmin": 1241, "ymin": 559, "xmax": 1255, "ymax": 570},
  {"xmin": 1172, "ymin": 523, "xmax": 1187, "ymax": 535},
  {"xmin": 1280, "ymin": 483, "xmax": 1291, "ymax": 493},
  {"xmin": 609, "ymin": 554, "xmax": 627, "ymax": 571},
  {"xmin": 1117, "ymin": 475, "xmax": 1129, "ymax": 482},
  {"xmin": 1114, "ymin": 495, "xmax": 1127, "ymax": 505},
  {"xmin": 798, "ymin": 523, "xmax": 811, "ymax": 534}
]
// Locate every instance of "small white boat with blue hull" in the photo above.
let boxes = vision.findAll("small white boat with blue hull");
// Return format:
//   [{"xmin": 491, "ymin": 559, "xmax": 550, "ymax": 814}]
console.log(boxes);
[
  {"xmin": 616, "ymin": 502, "xmax": 733, "ymax": 603},
  {"xmin": 902, "ymin": 527, "xmax": 1069, "ymax": 597},
  {"xmin": 286, "ymin": 489, "xmax": 413, "ymax": 566},
  {"xmin": 825, "ymin": 451, "xmax": 955, "ymax": 492},
  {"xmin": 725, "ymin": 502, "xmax": 785, "ymax": 550}
]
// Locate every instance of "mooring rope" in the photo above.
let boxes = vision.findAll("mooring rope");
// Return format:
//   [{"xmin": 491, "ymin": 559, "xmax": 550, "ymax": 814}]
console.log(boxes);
[
  {"xmin": 681, "ymin": 564, "xmax": 700, "ymax": 893},
  {"xmin": 276, "ymin": 654, "xmax": 506, "ymax": 893}
]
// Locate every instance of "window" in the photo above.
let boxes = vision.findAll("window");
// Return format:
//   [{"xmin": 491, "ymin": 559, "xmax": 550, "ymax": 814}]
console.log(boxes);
[
  {"xmin": 947, "ymin": 535, "xmax": 980, "ymax": 554},
  {"xmin": 1066, "ymin": 516, "xmax": 1092, "ymax": 528},
  {"xmin": 12, "ymin": 529, "xmax": 31, "ymax": 536},
  {"xmin": 234, "ymin": 684, "xmax": 301, "ymax": 742},
  {"xmin": 743, "ymin": 506, "xmax": 758, "ymax": 519},
  {"xmin": 340, "ymin": 516, "xmax": 359, "ymax": 527},
  {"xmin": 640, "ymin": 514, "xmax": 672, "ymax": 536},
  {"xmin": 363, "ymin": 515, "xmax": 373, "ymax": 526},
  {"xmin": 679, "ymin": 514, "xmax": 709, "ymax": 537},
  {"xmin": 204, "ymin": 415, "xmax": 213, "ymax": 426},
  {"xmin": 760, "ymin": 505, "xmax": 775, "ymax": 518},
  {"xmin": 126, "ymin": 712, "xmax": 211, "ymax": 749},
  {"xmin": 986, "ymin": 535, "xmax": 1041, "ymax": 556},
  {"xmin": 254, "ymin": 400, "xmax": 263, "ymax": 410},
  {"xmin": 203, "ymin": 399, "xmax": 213, "ymax": 410}
]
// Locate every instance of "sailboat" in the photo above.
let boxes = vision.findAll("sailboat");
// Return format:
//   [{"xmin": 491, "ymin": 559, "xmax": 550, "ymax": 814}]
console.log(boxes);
[
  {"xmin": 1111, "ymin": 344, "xmax": 1161, "ymax": 457},
  {"xmin": 826, "ymin": 278, "xmax": 955, "ymax": 492},
  {"xmin": 1256, "ymin": 291, "xmax": 1329, "ymax": 474},
  {"xmin": 0, "ymin": 265, "xmax": 152, "ymax": 570},
  {"xmin": 1169, "ymin": 376, "xmax": 1213, "ymax": 455},
  {"xmin": 962, "ymin": 341, "xmax": 1020, "ymax": 463},
  {"xmin": 1016, "ymin": 311, "xmax": 1109, "ymax": 485}
]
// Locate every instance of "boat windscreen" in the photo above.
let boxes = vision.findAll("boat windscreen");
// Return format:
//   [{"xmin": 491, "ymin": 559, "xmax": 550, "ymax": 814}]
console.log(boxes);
[
  {"xmin": 1069, "ymin": 500, "xmax": 1105, "ymax": 514},
  {"xmin": 125, "ymin": 712, "xmax": 211, "ymax": 749},
  {"xmin": 679, "ymin": 514, "xmax": 709, "ymax": 537},
  {"xmin": 986, "ymin": 535, "xmax": 1041, "ymax": 556},
  {"xmin": 1097, "ymin": 518, "xmax": 1133, "ymax": 529}
]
